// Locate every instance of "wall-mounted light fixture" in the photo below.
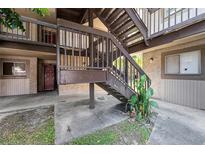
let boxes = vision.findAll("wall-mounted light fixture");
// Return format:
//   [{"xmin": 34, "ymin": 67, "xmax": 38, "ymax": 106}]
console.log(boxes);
[{"xmin": 149, "ymin": 57, "xmax": 154, "ymax": 63}]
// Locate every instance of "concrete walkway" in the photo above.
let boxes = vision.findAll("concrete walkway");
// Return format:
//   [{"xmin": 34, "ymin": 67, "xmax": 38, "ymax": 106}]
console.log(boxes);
[
  {"xmin": 149, "ymin": 99, "xmax": 205, "ymax": 145},
  {"xmin": 55, "ymin": 95, "xmax": 128, "ymax": 144},
  {"xmin": 0, "ymin": 90, "xmax": 105, "ymax": 113}
]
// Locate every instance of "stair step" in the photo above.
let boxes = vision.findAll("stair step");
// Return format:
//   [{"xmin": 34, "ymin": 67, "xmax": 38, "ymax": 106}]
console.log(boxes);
[{"xmin": 106, "ymin": 9, "xmax": 124, "ymax": 25}]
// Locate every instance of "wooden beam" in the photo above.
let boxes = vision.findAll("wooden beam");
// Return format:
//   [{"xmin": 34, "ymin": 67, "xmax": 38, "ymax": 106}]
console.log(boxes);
[{"xmin": 0, "ymin": 40, "xmax": 56, "ymax": 53}]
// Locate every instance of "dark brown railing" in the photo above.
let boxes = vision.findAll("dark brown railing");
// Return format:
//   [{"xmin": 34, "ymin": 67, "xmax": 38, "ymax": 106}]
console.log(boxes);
[
  {"xmin": 0, "ymin": 15, "xmax": 151, "ymax": 94},
  {"xmin": 57, "ymin": 19, "xmax": 151, "ymax": 94},
  {"xmin": 0, "ymin": 16, "xmax": 57, "ymax": 46}
]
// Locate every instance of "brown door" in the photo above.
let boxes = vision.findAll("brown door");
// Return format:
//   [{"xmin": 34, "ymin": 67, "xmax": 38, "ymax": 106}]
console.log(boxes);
[{"xmin": 44, "ymin": 64, "xmax": 55, "ymax": 91}]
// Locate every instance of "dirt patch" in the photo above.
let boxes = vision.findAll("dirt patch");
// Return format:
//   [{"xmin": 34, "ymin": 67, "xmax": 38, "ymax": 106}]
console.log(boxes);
[{"xmin": 0, "ymin": 106, "xmax": 54, "ymax": 145}]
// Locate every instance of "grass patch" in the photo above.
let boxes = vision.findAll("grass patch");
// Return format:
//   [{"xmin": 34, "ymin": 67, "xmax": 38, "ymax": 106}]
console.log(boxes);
[
  {"xmin": 0, "ymin": 106, "xmax": 55, "ymax": 145},
  {"xmin": 0, "ymin": 118, "xmax": 55, "ymax": 145},
  {"xmin": 71, "ymin": 130, "xmax": 119, "ymax": 145},
  {"xmin": 70, "ymin": 119, "xmax": 152, "ymax": 145}
]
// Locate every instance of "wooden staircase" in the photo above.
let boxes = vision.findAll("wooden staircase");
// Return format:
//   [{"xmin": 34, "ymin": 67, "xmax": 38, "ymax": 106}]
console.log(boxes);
[
  {"xmin": 93, "ymin": 8, "xmax": 148, "ymax": 47},
  {"xmin": 56, "ymin": 16, "xmax": 151, "ymax": 103}
]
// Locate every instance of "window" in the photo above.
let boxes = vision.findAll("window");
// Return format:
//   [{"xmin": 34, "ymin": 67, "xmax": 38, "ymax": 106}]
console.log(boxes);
[
  {"xmin": 165, "ymin": 55, "xmax": 180, "ymax": 74},
  {"xmin": 165, "ymin": 50, "xmax": 201, "ymax": 75},
  {"xmin": 2, "ymin": 61, "xmax": 27, "ymax": 76},
  {"xmin": 180, "ymin": 51, "xmax": 201, "ymax": 74}
]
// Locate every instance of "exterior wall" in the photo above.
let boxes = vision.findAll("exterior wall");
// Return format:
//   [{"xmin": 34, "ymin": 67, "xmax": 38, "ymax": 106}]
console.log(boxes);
[
  {"xmin": 84, "ymin": 18, "xmax": 108, "ymax": 32},
  {"xmin": 58, "ymin": 84, "xmax": 105, "ymax": 96},
  {"xmin": 143, "ymin": 39, "xmax": 205, "ymax": 109},
  {"xmin": 0, "ymin": 55, "xmax": 37, "ymax": 96}
]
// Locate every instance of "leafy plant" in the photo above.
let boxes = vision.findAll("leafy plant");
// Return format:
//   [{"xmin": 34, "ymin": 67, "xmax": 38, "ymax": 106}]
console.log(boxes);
[
  {"xmin": 0, "ymin": 8, "xmax": 49, "ymax": 31},
  {"xmin": 129, "ymin": 75, "xmax": 158, "ymax": 121}
]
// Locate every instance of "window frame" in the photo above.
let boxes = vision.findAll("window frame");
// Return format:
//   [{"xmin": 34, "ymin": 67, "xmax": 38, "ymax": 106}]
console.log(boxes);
[
  {"xmin": 164, "ymin": 50, "xmax": 202, "ymax": 75},
  {"xmin": 0, "ymin": 59, "xmax": 29, "ymax": 79}
]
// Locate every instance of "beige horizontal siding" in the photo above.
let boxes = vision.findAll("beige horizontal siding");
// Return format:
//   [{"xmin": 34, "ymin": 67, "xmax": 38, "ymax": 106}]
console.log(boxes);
[
  {"xmin": 161, "ymin": 79, "xmax": 205, "ymax": 109},
  {"xmin": 0, "ymin": 79, "xmax": 30, "ymax": 96}
]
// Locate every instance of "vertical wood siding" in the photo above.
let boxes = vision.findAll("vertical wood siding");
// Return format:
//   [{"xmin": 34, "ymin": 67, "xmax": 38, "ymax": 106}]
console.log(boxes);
[
  {"xmin": 161, "ymin": 79, "xmax": 205, "ymax": 109},
  {"xmin": 0, "ymin": 55, "xmax": 37, "ymax": 96},
  {"xmin": 0, "ymin": 79, "xmax": 30, "ymax": 96}
]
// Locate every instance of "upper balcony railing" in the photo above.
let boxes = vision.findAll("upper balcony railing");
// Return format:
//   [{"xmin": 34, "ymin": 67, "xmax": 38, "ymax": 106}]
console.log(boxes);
[
  {"xmin": 0, "ymin": 16, "xmax": 57, "ymax": 46},
  {"xmin": 1, "ymin": 8, "xmax": 205, "ymax": 48},
  {"xmin": 135, "ymin": 8, "xmax": 205, "ymax": 38}
]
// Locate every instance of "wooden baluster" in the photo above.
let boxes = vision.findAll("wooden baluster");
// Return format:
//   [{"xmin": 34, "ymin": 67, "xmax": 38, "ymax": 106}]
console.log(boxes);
[
  {"xmin": 97, "ymin": 36, "xmax": 99, "ymax": 68},
  {"xmin": 106, "ymin": 37, "xmax": 109, "ymax": 68},
  {"xmin": 122, "ymin": 56, "xmax": 125, "ymax": 81},
  {"xmin": 115, "ymin": 47, "xmax": 118, "ymax": 75},
  {"xmin": 111, "ymin": 42, "xmax": 113, "ymax": 71},
  {"xmin": 64, "ymin": 30, "xmax": 67, "ymax": 69},
  {"xmin": 85, "ymin": 33, "xmax": 88, "ymax": 68},
  {"xmin": 30, "ymin": 23, "xmax": 32, "ymax": 41},
  {"xmin": 72, "ymin": 32, "xmax": 75, "ymax": 69},
  {"xmin": 64, "ymin": 30, "xmax": 66, "ymax": 47},
  {"xmin": 56, "ymin": 26, "xmax": 60, "ymax": 85},
  {"xmin": 134, "ymin": 69, "xmax": 136, "ymax": 91},
  {"xmin": 91, "ymin": 34, "xmax": 94, "ymax": 68},
  {"xmin": 79, "ymin": 33, "xmax": 82, "ymax": 70},
  {"xmin": 50, "ymin": 30, "xmax": 53, "ymax": 44},
  {"xmin": 64, "ymin": 48, "xmax": 67, "ymax": 70},
  {"xmin": 102, "ymin": 37, "xmax": 104, "ymax": 68},
  {"xmin": 125, "ymin": 57, "xmax": 128, "ymax": 83},
  {"xmin": 75, "ymin": 33, "xmax": 79, "ymax": 69},
  {"xmin": 119, "ymin": 50, "xmax": 122, "ymax": 80}
]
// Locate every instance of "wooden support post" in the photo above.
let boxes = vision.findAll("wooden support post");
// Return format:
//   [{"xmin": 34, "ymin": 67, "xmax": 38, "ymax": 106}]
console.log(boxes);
[
  {"xmin": 89, "ymin": 83, "xmax": 95, "ymax": 109},
  {"xmin": 88, "ymin": 9, "xmax": 95, "ymax": 109},
  {"xmin": 56, "ymin": 26, "xmax": 60, "ymax": 94}
]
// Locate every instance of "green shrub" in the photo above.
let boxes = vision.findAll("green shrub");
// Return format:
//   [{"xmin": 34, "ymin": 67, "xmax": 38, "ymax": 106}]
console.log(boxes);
[{"xmin": 129, "ymin": 75, "xmax": 158, "ymax": 121}]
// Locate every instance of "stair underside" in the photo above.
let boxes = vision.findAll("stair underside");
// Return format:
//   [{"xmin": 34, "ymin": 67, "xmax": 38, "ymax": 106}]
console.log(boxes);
[{"xmin": 59, "ymin": 69, "xmax": 135, "ymax": 102}]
